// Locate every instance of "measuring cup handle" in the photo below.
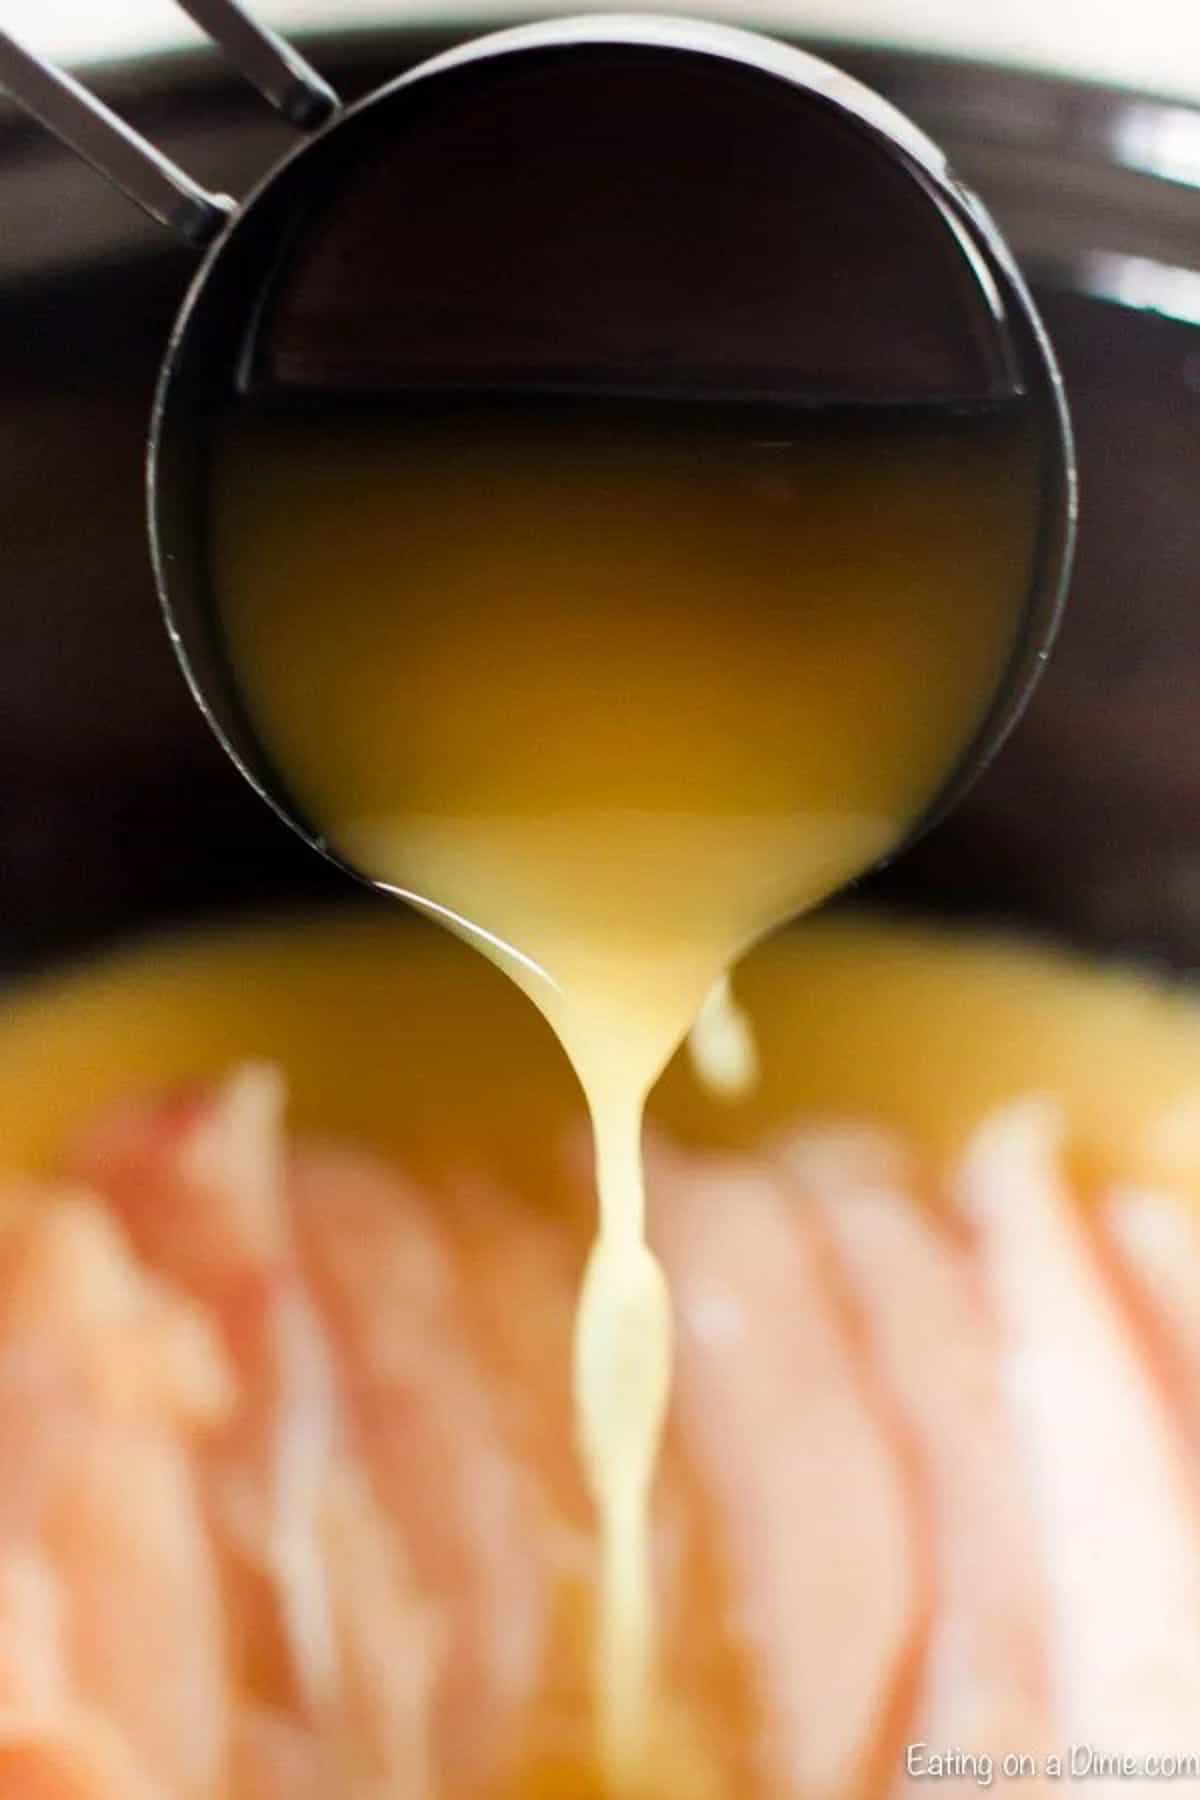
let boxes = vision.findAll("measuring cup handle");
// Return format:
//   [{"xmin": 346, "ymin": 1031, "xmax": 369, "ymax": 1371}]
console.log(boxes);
[
  {"xmin": 0, "ymin": 1, "xmax": 339, "ymax": 247},
  {"xmin": 177, "ymin": 0, "xmax": 339, "ymax": 130}
]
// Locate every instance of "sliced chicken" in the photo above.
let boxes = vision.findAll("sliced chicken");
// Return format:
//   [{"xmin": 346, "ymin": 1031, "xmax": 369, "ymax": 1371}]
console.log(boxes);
[
  {"xmin": 9, "ymin": 1058, "xmax": 1200, "ymax": 1799},
  {"xmin": 962, "ymin": 1102, "xmax": 1200, "ymax": 1792},
  {"xmin": 228, "ymin": 1706, "xmax": 325, "ymax": 1800},
  {"xmin": 291, "ymin": 1140, "xmax": 547, "ymax": 1792},
  {"xmin": 790, "ymin": 1129, "xmax": 1053, "ymax": 1790},
  {"xmin": 648, "ymin": 1135, "xmax": 925, "ymax": 1798},
  {"xmin": 39, "ymin": 1421, "xmax": 228, "ymax": 1797},
  {"xmin": 0, "ymin": 1187, "xmax": 232, "ymax": 1797},
  {"xmin": 0, "ymin": 1716, "xmax": 167, "ymax": 1800},
  {"xmin": 1104, "ymin": 1186, "xmax": 1200, "ymax": 1457},
  {"xmin": 68, "ymin": 1072, "xmax": 345, "ymax": 1735}
]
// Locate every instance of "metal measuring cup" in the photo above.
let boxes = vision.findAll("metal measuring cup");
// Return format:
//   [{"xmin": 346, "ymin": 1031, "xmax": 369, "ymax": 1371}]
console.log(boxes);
[{"xmin": 0, "ymin": 6, "xmax": 1075, "ymax": 890}]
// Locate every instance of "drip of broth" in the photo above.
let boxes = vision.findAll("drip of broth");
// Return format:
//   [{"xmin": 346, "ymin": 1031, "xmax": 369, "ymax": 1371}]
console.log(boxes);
[{"xmin": 209, "ymin": 394, "xmax": 1039, "ymax": 1789}]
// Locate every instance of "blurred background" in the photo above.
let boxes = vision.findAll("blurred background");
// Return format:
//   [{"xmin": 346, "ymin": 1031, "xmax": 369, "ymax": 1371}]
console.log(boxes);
[{"xmin": 9, "ymin": 0, "xmax": 1200, "ymax": 98}]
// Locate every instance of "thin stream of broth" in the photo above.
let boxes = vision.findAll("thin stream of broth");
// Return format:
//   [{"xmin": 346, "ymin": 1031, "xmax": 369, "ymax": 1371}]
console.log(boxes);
[{"xmin": 211, "ymin": 397, "xmax": 1038, "ymax": 1789}]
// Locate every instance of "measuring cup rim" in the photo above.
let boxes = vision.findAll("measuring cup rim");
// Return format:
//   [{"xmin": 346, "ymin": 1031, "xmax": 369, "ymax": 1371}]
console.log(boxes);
[{"xmin": 147, "ymin": 13, "xmax": 1076, "ymax": 902}]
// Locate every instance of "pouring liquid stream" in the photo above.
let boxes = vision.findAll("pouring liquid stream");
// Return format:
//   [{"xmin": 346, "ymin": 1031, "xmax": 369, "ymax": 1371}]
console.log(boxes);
[{"xmin": 211, "ymin": 393, "xmax": 1039, "ymax": 1789}]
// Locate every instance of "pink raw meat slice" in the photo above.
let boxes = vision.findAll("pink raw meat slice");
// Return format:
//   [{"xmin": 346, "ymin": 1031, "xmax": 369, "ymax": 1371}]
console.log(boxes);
[
  {"xmin": 291, "ymin": 1139, "xmax": 546, "ymax": 1793},
  {"xmin": 67, "ymin": 1071, "xmax": 344, "ymax": 1728},
  {"xmin": 790, "ymin": 1129, "xmax": 1052, "ymax": 1789},
  {"xmin": 962, "ymin": 1102, "xmax": 1200, "ymax": 1791},
  {"xmin": 648, "ymin": 1135, "xmax": 924, "ymax": 1798},
  {"xmin": 1104, "ymin": 1186, "xmax": 1200, "ymax": 1459},
  {"xmin": 228, "ymin": 1706, "xmax": 325, "ymax": 1800},
  {"xmin": 0, "ymin": 1186, "xmax": 232, "ymax": 1798}
]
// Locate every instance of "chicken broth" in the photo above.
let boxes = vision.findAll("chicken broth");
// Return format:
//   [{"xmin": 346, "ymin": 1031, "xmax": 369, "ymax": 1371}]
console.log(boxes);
[{"xmin": 207, "ymin": 393, "xmax": 1039, "ymax": 1787}]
